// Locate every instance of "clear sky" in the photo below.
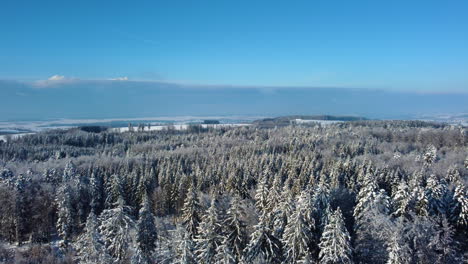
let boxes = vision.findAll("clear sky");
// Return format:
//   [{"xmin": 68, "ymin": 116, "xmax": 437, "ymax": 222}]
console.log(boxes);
[{"xmin": 1, "ymin": 0, "xmax": 468, "ymax": 92}]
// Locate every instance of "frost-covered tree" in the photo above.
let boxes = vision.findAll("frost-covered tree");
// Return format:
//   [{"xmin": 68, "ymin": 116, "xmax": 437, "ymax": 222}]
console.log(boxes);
[
  {"xmin": 174, "ymin": 227, "xmax": 197, "ymax": 264},
  {"xmin": 386, "ymin": 220, "xmax": 412, "ymax": 264},
  {"xmin": 14, "ymin": 174, "xmax": 28, "ymax": 246},
  {"xmin": 319, "ymin": 207, "xmax": 353, "ymax": 264},
  {"xmin": 311, "ymin": 183, "xmax": 330, "ymax": 234},
  {"xmin": 135, "ymin": 195, "xmax": 157, "ymax": 263},
  {"xmin": 56, "ymin": 185, "xmax": 75, "ymax": 247},
  {"xmin": 422, "ymin": 145, "xmax": 437, "ymax": 166},
  {"xmin": 392, "ymin": 181, "xmax": 411, "ymax": 217},
  {"xmin": 63, "ymin": 160, "xmax": 77, "ymax": 182},
  {"xmin": 272, "ymin": 185, "xmax": 296, "ymax": 239},
  {"xmin": 215, "ymin": 242, "xmax": 237, "ymax": 264},
  {"xmin": 181, "ymin": 184, "xmax": 202, "ymax": 238},
  {"xmin": 282, "ymin": 191, "xmax": 316, "ymax": 263},
  {"xmin": 354, "ymin": 173, "xmax": 378, "ymax": 222},
  {"xmin": 99, "ymin": 196, "xmax": 136, "ymax": 262},
  {"xmin": 244, "ymin": 212, "xmax": 284, "ymax": 264},
  {"xmin": 90, "ymin": 172, "xmax": 104, "ymax": 215},
  {"xmin": 255, "ymin": 176, "xmax": 270, "ymax": 214},
  {"xmin": 74, "ymin": 211, "xmax": 112, "ymax": 264},
  {"xmin": 220, "ymin": 195, "xmax": 248, "ymax": 262},
  {"xmin": 195, "ymin": 198, "xmax": 222, "ymax": 264},
  {"xmin": 429, "ymin": 217, "xmax": 459, "ymax": 264},
  {"xmin": 452, "ymin": 184, "xmax": 468, "ymax": 227}
]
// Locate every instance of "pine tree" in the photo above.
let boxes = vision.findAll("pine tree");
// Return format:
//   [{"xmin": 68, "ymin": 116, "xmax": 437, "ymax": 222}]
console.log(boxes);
[
  {"xmin": 297, "ymin": 252, "xmax": 314, "ymax": 264},
  {"xmin": 99, "ymin": 196, "xmax": 136, "ymax": 262},
  {"xmin": 429, "ymin": 217, "xmax": 458, "ymax": 264},
  {"xmin": 220, "ymin": 195, "xmax": 248, "ymax": 262},
  {"xmin": 56, "ymin": 185, "xmax": 74, "ymax": 247},
  {"xmin": 135, "ymin": 195, "xmax": 158, "ymax": 263},
  {"xmin": 244, "ymin": 212, "xmax": 284, "ymax": 264},
  {"xmin": 354, "ymin": 173, "xmax": 378, "ymax": 222},
  {"xmin": 181, "ymin": 184, "xmax": 202, "ymax": 238},
  {"xmin": 175, "ymin": 227, "xmax": 197, "ymax": 264},
  {"xmin": 386, "ymin": 228, "xmax": 411, "ymax": 264},
  {"xmin": 282, "ymin": 190, "xmax": 316, "ymax": 263},
  {"xmin": 215, "ymin": 242, "xmax": 237, "ymax": 264},
  {"xmin": 392, "ymin": 181, "xmax": 411, "ymax": 217},
  {"xmin": 90, "ymin": 172, "xmax": 104, "ymax": 215},
  {"xmin": 319, "ymin": 207, "xmax": 353, "ymax": 264},
  {"xmin": 63, "ymin": 160, "xmax": 77, "ymax": 182},
  {"xmin": 255, "ymin": 176, "xmax": 270, "ymax": 214},
  {"xmin": 272, "ymin": 185, "xmax": 296, "ymax": 239},
  {"xmin": 195, "ymin": 198, "xmax": 222, "ymax": 264},
  {"xmin": 74, "ymin": 211, "xmax": 112, "ymax": 264},
  {"xmin": 14, "ymin": 174, "xmax": 28, "ymax": 246},
  {"xmin": 311, "ymin": 183, "xmax": 330, "ymax": 234},
  {"xmin": 452, "ymin": 184, "xmax": 468, "ymax": 227}
]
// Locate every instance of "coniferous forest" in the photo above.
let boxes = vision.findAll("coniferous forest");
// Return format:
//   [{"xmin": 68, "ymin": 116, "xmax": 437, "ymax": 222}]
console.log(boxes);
[{"xmin": 0, "ymin": 121, "xmax": 467, "ymax": 263}]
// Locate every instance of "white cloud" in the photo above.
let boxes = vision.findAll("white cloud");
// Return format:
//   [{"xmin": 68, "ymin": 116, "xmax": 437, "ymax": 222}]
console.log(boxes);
[
  {"xmin": 109, "ymin": 76, "xmax": 129, "ymax": 81},
  {"xmin": 48, "ymin": 75, "xmax": 66, "ymax": 81},
  {"xmin": 33, "ymin": 75, "xmax": 76, "ymax": 88}
]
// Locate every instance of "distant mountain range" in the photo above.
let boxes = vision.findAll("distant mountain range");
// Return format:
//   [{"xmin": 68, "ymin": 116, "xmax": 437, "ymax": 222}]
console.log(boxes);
[{"xmin": 0, "ymin": 79, "xmax": 467, "ymax": 121}]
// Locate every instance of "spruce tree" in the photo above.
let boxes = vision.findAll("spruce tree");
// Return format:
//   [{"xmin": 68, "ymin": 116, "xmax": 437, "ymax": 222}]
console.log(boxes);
[
  {"xmin": 282, "ymin": 190, "xmax": 316, "ymax": 263},
  {"xmin": 319, "ymin": 207, "xmax": 353, "ymax": 264},
  {"xmin": 135, "ymin": 195, "xmax": 157, "ymax": 263},
  {"xmin": 181, "ymin": 184, "xmax": 202, "ymax": 238},
  {"xmin": 244, "ymin": 212, "xmax": 284, "ymax": 264},
  {"xmin": 195, "ymin": 198, "xmax": 222, "ymax": 264},
  {"xmin": 56, "ymin": 185, "xmax": 74, "ymax": 247},
  {"xmin": 74, "ymin": 211, "xmax": 112, "ymax": 264},
  {"xmin": 99, "ymin": 196, "xmax": 136, "ymax": 262},
  {"xmin": 220, "ymin": 195, "xmax": 248, "ymax": 262}
]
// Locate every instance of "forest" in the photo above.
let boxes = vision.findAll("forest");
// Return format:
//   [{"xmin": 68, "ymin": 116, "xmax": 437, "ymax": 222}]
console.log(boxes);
[{"xmin": 0, "ymin": 121, "xmax": 466, "ymax": 263}]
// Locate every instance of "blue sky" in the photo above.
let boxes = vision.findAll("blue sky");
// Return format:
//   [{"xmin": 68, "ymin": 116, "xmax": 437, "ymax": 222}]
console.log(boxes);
[{"xmin": 1, "ymin": 0, "xmax": 468, "ymax": 92}]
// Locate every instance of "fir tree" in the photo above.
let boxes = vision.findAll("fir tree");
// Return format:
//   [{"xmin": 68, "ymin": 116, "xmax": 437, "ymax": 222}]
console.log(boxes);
[
  {"xmin": 195, "ymin": 198, "xmax": 222, "ymax": 264},
  {"xmin": 74, "ymin": 211, "xmax": 112, "ymax": 264},
  {"xmin": 282, "ymin": 191, "xmax": 316, "ymax": 263},
  {"xmin": 175, "ymin": 227, "xmax": 197, "ymax": 264},
  {"xmin": 392, "ymin": 181, "xmax": 411, "ymax": 217},
  {"xmin": 221, "ymin": 195, "xmax": 248, "ymax": 262},
  {"xmin": 181, "ymin": 184, "xmax": 202, "ymax": 238},
  {"xmin": 135, "ymin": 195, "xmax": 158, "ymax": 263},
  {"xmin": 244, "ymin": 212, "xmax": 284, "ymax": 264},
  {"xmin": 319, "ymin": 207, "xmax": 353, "ymax": 264},
  {"xmin": 99, "ymin": 196, "xmax": 136, "ymax": 262},
  {"xmin": 452, "ymin": 184, "xmax": 468, "ymax": 227},
  {"xmin": 56, "ymin": 185, "xmax": 75, "ymax": 247}
]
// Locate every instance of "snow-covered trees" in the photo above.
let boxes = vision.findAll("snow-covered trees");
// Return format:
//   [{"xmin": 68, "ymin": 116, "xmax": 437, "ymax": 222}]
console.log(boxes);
[
  {"xmin": 392, "ymin": 181, "xmax": 411, "ymax": 217},
  {"xmin": 219, "ymin": 195, "xmax": 248, "ymax": 262},
  {"xmin": 0, "ymin": 120, "xmax": 467, "ymax": 263},
  {"xmin": 282, "ymin": 191, "xmax": 316, "ymax": 263},
  {"xmin": 195, "ymin": 198, "xmax": 222, "ymax": 264},
  {"xmin": 318, "ymin": 207, "xmax": 353, "ymax": 264},
  {"xmin": 134, "ymin": 195, "xmax": 158, "ymax": 263},
  {"xmin": 244, "ymin": 213, "xmax": 284, "ymax": 264},
  {"xmin": 74, "ymin": 211, "xmax": 111, "ymax": 263},
  {"xmin": 452, "ymin": 184, "xmax": 468, "ymax": 227},
  {"xmin": 99, "ymin": 196, "xmax": 136, "ymax": 262},
  {"xmin": 56, "ymin": 185, "xmax": 75, "ymax": 247},
  {"xmin": 174, "ymin": 227, "xmax": 197, "ymax": 264},
  {"xmin": 181, "ymin": 184, "xmax": 202, "ymax": 238}
]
